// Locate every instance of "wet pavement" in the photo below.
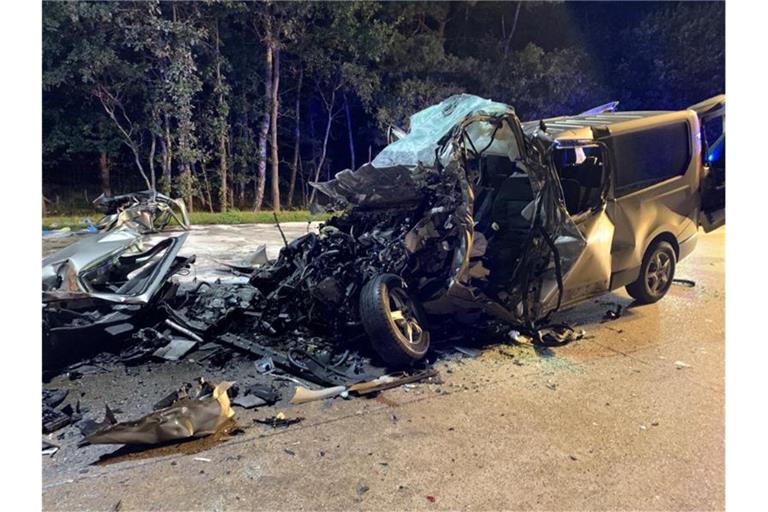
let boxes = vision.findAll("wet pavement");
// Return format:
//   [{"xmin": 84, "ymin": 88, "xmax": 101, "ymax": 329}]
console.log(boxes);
[{"xmin": 42, "ymin": 225, "xmax": 724, "ymax": 511}]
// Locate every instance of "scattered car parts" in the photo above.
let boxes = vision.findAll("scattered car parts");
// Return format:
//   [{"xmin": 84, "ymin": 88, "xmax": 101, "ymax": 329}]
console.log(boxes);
[
  {"xmin": 85, "ymin": 381, "xmax": 235, "ymax": 445},
  {"xmin": 93, "ymin": 190, "xmax": 190, "ymax": 234}
]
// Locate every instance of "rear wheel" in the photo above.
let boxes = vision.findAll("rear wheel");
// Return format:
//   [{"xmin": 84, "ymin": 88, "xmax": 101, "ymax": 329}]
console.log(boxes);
[
  {"xmin": 626, "ymin": 240, "xmax": 676, "ymax": 304},
  {"xmin": 359, "ymin": 274, "xmax": 430, "ymax": 367}
]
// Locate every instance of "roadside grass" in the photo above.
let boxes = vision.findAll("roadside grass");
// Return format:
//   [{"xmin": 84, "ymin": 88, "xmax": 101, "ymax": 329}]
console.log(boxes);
[{"xmin": 43, "ymin": 209, "xmax": 329, "ymax": 230}]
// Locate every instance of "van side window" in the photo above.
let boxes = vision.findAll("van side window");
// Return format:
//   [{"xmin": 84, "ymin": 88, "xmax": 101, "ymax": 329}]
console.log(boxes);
[
  {"xmin": 553, "ymin": 145, "xmax": 606, "ymax": 216},
  {"xmin": 612, "ymin": 122, "xmax": 691, "ymax": 196}
]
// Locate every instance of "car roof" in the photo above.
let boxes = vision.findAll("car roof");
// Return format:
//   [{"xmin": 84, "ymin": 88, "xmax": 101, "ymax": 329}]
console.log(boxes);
[{"xmin": 522, "ymin": 110, "xmax": 679, "ymax": 140}]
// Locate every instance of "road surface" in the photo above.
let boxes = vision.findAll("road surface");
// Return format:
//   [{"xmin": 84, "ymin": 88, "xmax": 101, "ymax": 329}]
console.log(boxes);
[{"xmin": 42, "ymin": 225, "xmax": 724, "ymax": 511}]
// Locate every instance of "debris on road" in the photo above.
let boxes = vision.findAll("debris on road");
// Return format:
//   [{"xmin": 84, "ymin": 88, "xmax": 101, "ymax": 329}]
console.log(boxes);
[
  {"xmin": 454, "ymin": 346, "xmax": 481, "ymax": 358},
  {"xmin": 152, "ymin": 337, "xmax": 197, "ymax": 361},
  {"xmin": 672, "ymin": 278, "xmax": 696, "ymax": 287},
  {"xmin": 538, "ymin": 324, "xmax": 586, "ymax": 346},
  {"xmin": 232, "ymin": 395, "xmax": 266, "ymax": 409},
  {"xmin": 602, "ymin": 304, "xmax": 623, "ymax": 321},
  {"xmin": 43, "ymin": 388, "xmax": 76, "ymax": 433},
  {"xmin": 356, "ymin": 483, "xmax": 370, "ymax": 499},
  {"xmin": 290, "ymin": 385, "xmax": 348, "ymax": 405},
  {"xmin": 674, "ymin": 361, "xmax": 692, "ymax": 369},
  {"xmin": 255, "ymin": 412, "xmax": 304, "ymax": 429},
  {"xmin": 41, "ymin": 95, "xmax": 652, "ymax": 458},
  {"xmin": 215, "ymin": 245, "xmax": 271, "ymax": 274},
  {"xmin": 85, "ymin": 381, "xmax": 235, "ymax": 445},
  {"xmin": 42, "ymin": 439, "xmax": 60, "ymax": 457}
]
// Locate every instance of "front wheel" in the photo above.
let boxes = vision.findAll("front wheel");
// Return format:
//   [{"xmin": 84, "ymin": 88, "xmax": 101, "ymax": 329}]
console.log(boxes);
[
  {"xmin": 626, "ymin": 240, "xmax": 676, "ymax": 304},
  {"xmin": 359, "ymin": 274, "xmax": 430, "ymax": 367}
]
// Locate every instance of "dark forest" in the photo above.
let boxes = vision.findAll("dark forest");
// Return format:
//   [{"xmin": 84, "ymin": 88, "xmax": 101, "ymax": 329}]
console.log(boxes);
[{"xmin": 43, "ymin": 1, "xmax": 724, "ymax": 212}]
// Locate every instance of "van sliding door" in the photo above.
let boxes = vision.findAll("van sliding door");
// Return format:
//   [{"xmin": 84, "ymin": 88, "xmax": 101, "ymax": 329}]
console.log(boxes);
[{"xmin": 688, "ymin": 95, "xmax": 725, "ymax": 232}]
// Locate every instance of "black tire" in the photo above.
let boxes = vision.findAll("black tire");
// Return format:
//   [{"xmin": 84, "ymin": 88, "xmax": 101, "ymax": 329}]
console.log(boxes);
[
  {"xmin": 626, "ymin": 240, "xmax": 677, "ymax": 304},
  {"xmin": 359, "ymin": 274, "xmax": 430, "ymax": 367}
]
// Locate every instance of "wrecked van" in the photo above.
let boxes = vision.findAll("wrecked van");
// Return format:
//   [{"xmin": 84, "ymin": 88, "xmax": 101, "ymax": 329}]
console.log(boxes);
[{"xmin": 277, "ymin": 93, "xmax": 725, "ymax": 366}]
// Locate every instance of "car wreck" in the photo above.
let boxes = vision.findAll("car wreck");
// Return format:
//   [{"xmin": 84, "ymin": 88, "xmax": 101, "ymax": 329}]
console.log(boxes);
[
  {"xmin": 42, "ymin": 227, "xmax": 193, "ymax": 370},
  {"xmin": 93, "ymin": 190, "xmax": 190, "ymax": 234},
  {"xmin": 42, "ymin": 93, "xmax": 725, "ymax": 388},
  {"xmin": 234, "ymin": 93, "xmax": 725, "ymax": 366}
]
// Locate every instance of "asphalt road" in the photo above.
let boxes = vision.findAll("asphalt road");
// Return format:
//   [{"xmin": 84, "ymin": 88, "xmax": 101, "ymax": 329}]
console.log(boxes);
[{"xmin": 42, "ymin": 225, "xmax": 724, "ymax": 511}]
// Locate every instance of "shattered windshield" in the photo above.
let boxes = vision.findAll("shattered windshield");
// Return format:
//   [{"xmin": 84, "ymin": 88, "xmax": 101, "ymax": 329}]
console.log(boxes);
[{"xmin": 372, "ymin": 94, "xmax": 522, "ymax": 168}]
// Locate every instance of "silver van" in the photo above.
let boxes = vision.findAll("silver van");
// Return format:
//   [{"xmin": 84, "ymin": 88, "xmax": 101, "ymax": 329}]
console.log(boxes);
[
  {"xmin": 519, "ymin": 94, "xmax": 725, "ymax": 306},
  {"xmin": 275, "ymin": 94, "xmax": 726, "ymax": 366}
]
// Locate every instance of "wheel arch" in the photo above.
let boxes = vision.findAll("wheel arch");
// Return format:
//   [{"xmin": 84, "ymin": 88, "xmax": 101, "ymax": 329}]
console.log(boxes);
[{"xmin": 645, "ymin": 231, "xmax": 679, "ymax": 260}]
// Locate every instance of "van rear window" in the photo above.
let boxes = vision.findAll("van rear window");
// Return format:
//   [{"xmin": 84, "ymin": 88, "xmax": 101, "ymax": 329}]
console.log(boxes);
[{"xmin": 612, "ymin": 122, "xmax": 691, "ymax": 196}]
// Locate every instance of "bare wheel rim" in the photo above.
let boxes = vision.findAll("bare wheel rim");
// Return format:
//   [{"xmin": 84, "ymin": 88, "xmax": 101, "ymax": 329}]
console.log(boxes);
[
  {"xmin": 646, "ymin": 249, "xmax": 672, "ymax": 294},
  {"xmin": 386, "ymin": 287, "xmax": 425, "ymax": 346}
]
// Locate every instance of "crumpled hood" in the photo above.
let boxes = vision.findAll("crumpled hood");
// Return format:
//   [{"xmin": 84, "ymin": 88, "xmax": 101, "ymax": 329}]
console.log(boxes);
[{"xmin": 310, "ymin": 94, "xmax": 587, "ymax": 326}]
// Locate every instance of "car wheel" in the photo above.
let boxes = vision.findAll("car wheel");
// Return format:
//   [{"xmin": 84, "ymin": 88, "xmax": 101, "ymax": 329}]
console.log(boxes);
[
  {"xmin": 359, "ymin": 274, "xmax": 430, "ymax": 367},
  {"xmin": 626, "ymin": 240, "xmax": 677, "ymax": 304}
]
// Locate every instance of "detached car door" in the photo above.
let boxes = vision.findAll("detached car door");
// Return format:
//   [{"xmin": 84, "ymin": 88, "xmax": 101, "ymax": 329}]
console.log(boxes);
[{"xmin": 688, "ymin": 95, "xmax": 725, "ymax": 232}]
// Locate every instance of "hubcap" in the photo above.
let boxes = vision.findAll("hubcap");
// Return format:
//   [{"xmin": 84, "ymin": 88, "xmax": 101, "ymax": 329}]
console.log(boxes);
[
  {"xmin": 387, "ymin": 288, "xmax": 424, "ymax": 345},
  {"xmin": 646, "ymin": 250, "xmax": 672, "ymax": 294}
]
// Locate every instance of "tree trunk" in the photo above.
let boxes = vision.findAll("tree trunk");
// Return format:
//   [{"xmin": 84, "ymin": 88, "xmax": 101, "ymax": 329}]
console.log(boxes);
[
  {"xmin": 218, "ymin": 130, "xmax": 228, "ymax": 211},
  {"xmin": 343, "ymin": 93, "xmax": 355, "ymax": 170},
  {"xmin": 161, "ymin": 114, "xmax": 173, "ymax": 195},
  {"xmin": 215, "ymin": 20, "xmax": 228, "ymax": 212},
  {"xmin": 298, "ymin": 158, "xmax": 307, "ymax": 207},
  {"xmin": 99, "ymin": 150, "xmax": 111, "ymax": 196},
  {"xmin": 503, "ymin": 3, "xmax": 522, "ymax": 58},
  {"xmin": 148, "ymin": 134, "xmax": 157, "ymax": 191},
  {"xmin": 254, "ymin": 44, "xmax": 272, "ymax": 211},
  {"xmin": 201, "ymin": 164, "xmax": 215, "ymax": 213},
  {"xmin": 270, "ymin": 46, "xmax": 281, "ymax": 212},
  {"xmin": 288, "ymin": 66, "xmax": 303, "ymax": 208},
  {"xmin": 308, "ymin": 88, "xmax": 335, "ymax": 204},
  {"xmin": 184, "ymin": 164, "xmax": 193, "ymax": 213}
]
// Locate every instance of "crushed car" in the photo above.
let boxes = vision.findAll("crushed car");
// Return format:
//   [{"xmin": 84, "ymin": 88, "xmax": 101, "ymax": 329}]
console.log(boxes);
[{"xmin": 42, "ymin": 226, "xmax": 193, "ymax": 370}]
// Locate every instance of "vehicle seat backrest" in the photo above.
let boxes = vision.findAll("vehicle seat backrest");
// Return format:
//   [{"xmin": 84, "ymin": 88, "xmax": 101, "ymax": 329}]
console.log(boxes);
[
  {"xmin": 578, "ymin": 156, "xmax": 604, "ymax": 210},
  {"xmin": 491, "ymin": 174, "xmax": 533, "ymax": 230},
  {"xmin": 578, "ymin": 156, "xmax": 603, "ymax": 188},
  {"xmin": 560, "ymin": 178, "xmax": 582, "ymax": 214},
  {"xmin": 484, "ymin": 155, "xmax": 517, "ymax": 190}
]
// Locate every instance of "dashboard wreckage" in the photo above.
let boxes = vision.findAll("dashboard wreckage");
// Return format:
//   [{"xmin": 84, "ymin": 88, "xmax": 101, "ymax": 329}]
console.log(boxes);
[{"xmin": 43, "ymin": 94, "xmax": 725, "ymax": 377}]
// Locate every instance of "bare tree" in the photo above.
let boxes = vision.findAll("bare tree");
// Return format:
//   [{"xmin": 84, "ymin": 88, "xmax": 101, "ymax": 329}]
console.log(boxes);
[
  {"xmin": 93, "ymin": 84, "xmax": 153, "ymax": 190},
  {"xmin": 287, "ymin": 65, "xmax": 303, "ymax": 208},
  {"xmin": 254, "ymin": 41, "xmax": 272, "ymax": 211},
  {"xmin": 214, "ymin": 19, "xmax": 229, "ymax": 211},
  {"xmin": 270, "ymin": 46, "xmax": 281, "ymax": 211},
  {"xmin": 343, "ymin": 93, "xmax": 355, "ymax": 170},
  {"xmin": 502, "ymin": 2, "xmax": 522, "ymax": 58},
  {"xmin": 308, "ymin": 78, "xmax": 342, "ymax": 204}
]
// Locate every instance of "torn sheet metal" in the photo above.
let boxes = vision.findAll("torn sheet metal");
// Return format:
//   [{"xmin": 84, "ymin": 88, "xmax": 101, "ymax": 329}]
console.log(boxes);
[
  {"xmin": 42, "ymin": 227, "xmax": 142, "ymax": 293},
  {"xmin": 215, "ymin": 244, "xmax": 271, "ymax": 273},
  {"xmin": 42, "ymin": 230, "xmax": 190, "ymax": 305},
  {"xmin": 93, "ymin": 190, "xmax": 190, "ymax": 234},
  {"xmin": 42, "ymin": 229, "xmax": 193, "ymax": 371},
  {"xmin": 86, "ymin": 382, "xmax": 235, "ymax": 445},
  {"xmin": 557, "ymin": 207, "xmax": 615, "ymax": 307}
]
